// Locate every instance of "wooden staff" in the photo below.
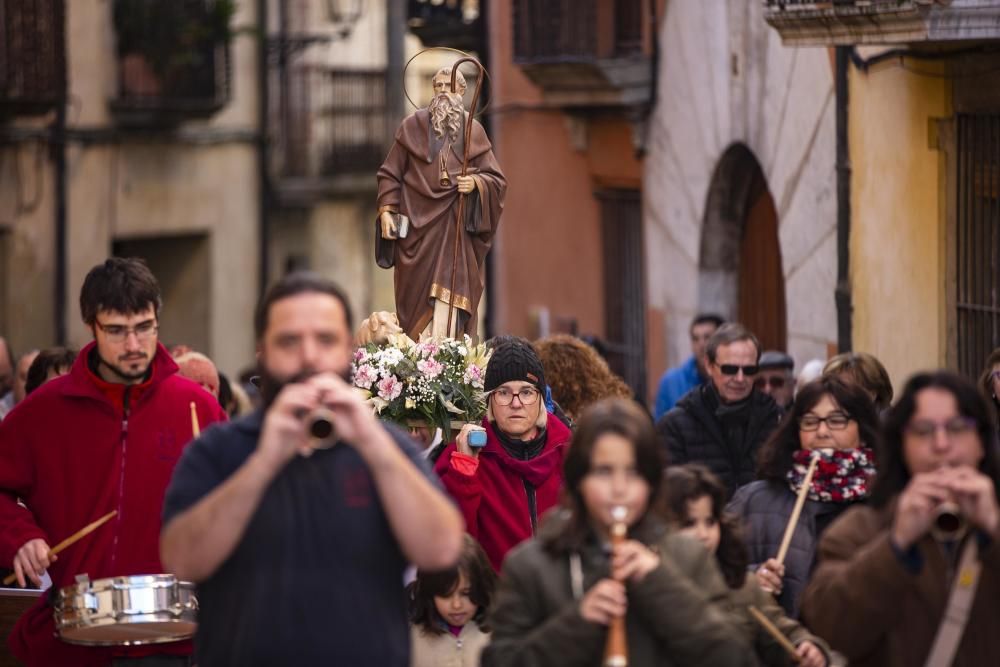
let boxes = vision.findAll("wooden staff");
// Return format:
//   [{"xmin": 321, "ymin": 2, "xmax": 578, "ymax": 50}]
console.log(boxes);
[
  {"xmin": 775, "ymin": 455, "xmax": 819, "ymax": 565},
  {"xmin": 445, "ymin": 57, "xmax": 486, "ymax": 338},
  {"xmin": 748, "ymin": 605, "xmax": 801, "ymax": 662},
  {"xmin": 604, "ymin": 506, "xmax": 628, "ymax": 667},
  {"xmin": 3, "ymin": 510, "xmax": 118, "ymax": 586},
  {"xmin": 190, "ymin": 401, "xmax": 200, "ymax": 438}
]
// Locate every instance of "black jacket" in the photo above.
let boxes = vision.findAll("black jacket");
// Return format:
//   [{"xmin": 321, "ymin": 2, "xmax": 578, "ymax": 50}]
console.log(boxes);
[{"xmin": 656, "ymin": 384, "xmax": 781, "ymax": 498}]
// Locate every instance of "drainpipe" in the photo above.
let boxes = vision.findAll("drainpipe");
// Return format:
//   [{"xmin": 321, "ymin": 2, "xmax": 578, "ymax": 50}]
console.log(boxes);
[
  {"xmin": 257, "ymin": 0, "xmax": 270, "ymax": 296},
  {"xmin": 53, "ymin": 98, "xmax": 68, "ymax": 345},
  {"xmin": 835, "ymin": 46, "xmax": 852, "ymax": 353}
]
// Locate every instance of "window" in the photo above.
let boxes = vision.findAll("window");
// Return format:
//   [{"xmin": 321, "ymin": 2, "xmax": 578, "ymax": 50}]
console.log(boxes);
[{"xmin": 955, "ymin": 114, "xmax": 1000, "ymax": 377}]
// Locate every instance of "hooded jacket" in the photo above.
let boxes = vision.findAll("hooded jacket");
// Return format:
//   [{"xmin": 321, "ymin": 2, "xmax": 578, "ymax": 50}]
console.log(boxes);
[
  {"xmin": 0, "ymin": 341, "xmax": 227, "ymax": 666},
  {"xmin": 481, "ymin": 512, "xmax": 754, "ymax": 667},
  {"xmin": 434, "ymin": 417, "xmax": 572, "ymax": 571}
]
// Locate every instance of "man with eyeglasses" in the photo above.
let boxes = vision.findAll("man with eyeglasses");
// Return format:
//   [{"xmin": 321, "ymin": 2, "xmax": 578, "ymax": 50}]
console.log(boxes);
[
  {"xmin": 657, "ymin": 323, "xmax": 781, "ymax": 498},
  {"xmin": 0, "ymin": 258, "xmax": 226, "ymax": 666},
  {"xmin": 434, "ymin": 339, "xmax": 573, "ymax": 571},
  {"xmin": 756, "ymin": 350, "xmax": 796, "ymax": 411}
]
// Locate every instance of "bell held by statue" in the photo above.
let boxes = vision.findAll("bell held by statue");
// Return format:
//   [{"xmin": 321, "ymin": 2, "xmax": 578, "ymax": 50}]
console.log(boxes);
[{"xmin": 439, "ymin": 169, "xmax": 451, "ymax": 187}]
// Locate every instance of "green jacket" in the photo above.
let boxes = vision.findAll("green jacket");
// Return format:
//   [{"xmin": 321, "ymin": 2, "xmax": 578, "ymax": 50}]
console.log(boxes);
[
  {"xmin": 481, "ymin": 511, "xmax": 754, "ymax": 667},
  {"xmin": 725, "ymin": 572, "xmax": 833, "ymax": 666}
]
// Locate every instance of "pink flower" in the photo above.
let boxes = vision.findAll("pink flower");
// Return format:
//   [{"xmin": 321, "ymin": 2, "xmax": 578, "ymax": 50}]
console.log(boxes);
[
  {"xmin": 353, "ymin": 364, "xmax": 378, "ymax": 389},
  {"xmin": 377, "ymin": 375, "xmax": 403, "ymax": 401},
  {"xmin": 353, "ymin": 348, "xmax": 368, "ymax": 363},
  {"xmin": 417, "ymin": 358, "xmax": 445, "ymax": 379},
  {"xmin": 416, "ymin": 341, "xmax": 439, "ymax": 359},
  {"xmin": 463, "ymin": 364, "xmax": 484, "ymax": 389}
]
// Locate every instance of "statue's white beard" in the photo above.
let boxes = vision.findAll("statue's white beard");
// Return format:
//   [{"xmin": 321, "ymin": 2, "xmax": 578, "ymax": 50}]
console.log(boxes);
[{"xmin": 429, "ymin": 93, "xmax": 464, "ymax": 142}]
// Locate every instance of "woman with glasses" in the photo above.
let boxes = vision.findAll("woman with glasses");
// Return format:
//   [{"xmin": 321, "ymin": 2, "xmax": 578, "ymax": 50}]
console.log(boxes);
[
  {"xmin": 979, "ymin": 348, "xmax": 1000, "ymax": 440},
  {"xmin": 728, "ymin": 376, "xmax": 880, "ymax": 617},
  {"xmin": 434, "ymin": 340, "xmax": 573, "ymax": 571},
  {"xmin": 801, "ymin": 371, "xmax": 1000, "ymax": 667}
]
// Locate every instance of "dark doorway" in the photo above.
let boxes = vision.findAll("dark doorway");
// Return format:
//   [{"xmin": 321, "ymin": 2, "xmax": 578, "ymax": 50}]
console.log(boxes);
[
  {"xmin": 598, "ymin": 189, "xmax": 647, "ymax": 404},
  {"xmin": 700, "ymin": 144, "xmax": 788, "ymax": 352},
  {"xmin": 113, "ymin": 234, "xmax": 211, "ymax": 355}
]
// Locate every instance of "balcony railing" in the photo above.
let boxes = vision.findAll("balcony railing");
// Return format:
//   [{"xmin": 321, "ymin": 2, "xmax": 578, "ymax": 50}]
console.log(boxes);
[
  {"xmin": 511, "ymin": 0, "xmax": 650, "ymax": 109},
  {"xmin": 276, "ymin": 67, "xmax": 391, "ymax": 184},
  {"xmin": 765, "ymin": 0, "xmax": 1000, "ymax": 46},
  {"xmin": 110, "ymin": 0, "xmax": 232, "ymax": 124},
  {"xmin": 0, "ymin": 0, "xmax": 66, "ymax": 116}
]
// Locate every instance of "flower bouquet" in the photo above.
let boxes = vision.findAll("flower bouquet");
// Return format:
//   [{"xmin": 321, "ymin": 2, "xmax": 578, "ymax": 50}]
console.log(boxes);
[{"xmin": 351, "ymin": 334, "xmax": 492, "ymax": 442}]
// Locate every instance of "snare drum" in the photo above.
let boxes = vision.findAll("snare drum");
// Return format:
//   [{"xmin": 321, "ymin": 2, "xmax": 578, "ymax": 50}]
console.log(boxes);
[{"xmin": 54, "ymin": 574, "xmax": 197, "ymax": 646}]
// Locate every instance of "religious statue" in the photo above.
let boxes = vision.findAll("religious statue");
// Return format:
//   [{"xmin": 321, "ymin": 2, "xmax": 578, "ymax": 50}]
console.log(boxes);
[{"xmin": 375, "ymin": 63, "xmax": 506, "ymax": 341}]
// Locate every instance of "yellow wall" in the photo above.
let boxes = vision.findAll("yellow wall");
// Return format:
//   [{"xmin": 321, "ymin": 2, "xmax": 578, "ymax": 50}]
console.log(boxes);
[{"xmin": 850, "ymin": 61, "xmax": 950, "ymax": 389}]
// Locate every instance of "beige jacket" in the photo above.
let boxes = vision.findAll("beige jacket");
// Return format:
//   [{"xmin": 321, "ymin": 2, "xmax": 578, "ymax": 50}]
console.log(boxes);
[{"xmin": 410, "ymin": 620, "xmax": 490, "ymax": 667}]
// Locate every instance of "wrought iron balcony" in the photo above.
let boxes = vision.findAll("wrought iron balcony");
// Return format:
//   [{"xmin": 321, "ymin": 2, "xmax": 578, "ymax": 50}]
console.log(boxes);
[
  {"xmin": 0, "ymin": 0, "xmax": 66, "ymax": 117},
  {"xmin": 512, "ymin": 0, "xmax": 650, "ymax": 109},
  {"xmin": 764, "ymin": 0, "xmax": 1000, "ymax": 46},
  {"xmin": 109, "ymin": 0, "xmax": 233, "ymax": 125},
  {"xmin": 408, "ymin": 0, "xmax": 482, "ymax": 52},
  {"xmin": 273, "ymin": 67, "xmax": 391, "ymax": 201}
]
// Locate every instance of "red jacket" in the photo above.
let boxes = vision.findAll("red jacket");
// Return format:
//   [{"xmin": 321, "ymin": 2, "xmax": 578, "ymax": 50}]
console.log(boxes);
[
  {"xmin": 0, "ymin": 342, "xmax": 227, "ymax": 666},
  {"xmin": 434, "ymin": 418, "xmax": 572, "ymax": 571}
]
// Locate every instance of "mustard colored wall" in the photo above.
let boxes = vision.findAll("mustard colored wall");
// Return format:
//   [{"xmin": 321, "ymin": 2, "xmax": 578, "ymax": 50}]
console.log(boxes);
[{"xmin": 849, "ymin": 62, "xmax": 950, "ymax": 389}]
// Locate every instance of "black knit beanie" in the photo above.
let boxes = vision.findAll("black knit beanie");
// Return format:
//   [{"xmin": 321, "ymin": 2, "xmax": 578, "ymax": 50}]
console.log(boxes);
[{"xmin": 485, "ymin": 341, "xmax": 546, "ymax": 393}]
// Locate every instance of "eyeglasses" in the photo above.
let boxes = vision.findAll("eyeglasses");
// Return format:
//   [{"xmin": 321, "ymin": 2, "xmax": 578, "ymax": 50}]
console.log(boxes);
[
  {"xmin": 755, "ymin": 376, "xmax": 787, "ymax": 389},
  {"xmin": 799, "ymin": 413, "xmax": 852, "ymax": 431},
  {"xmin": 490, "ymin": 387, "xmax": 540, "ymax": 407},
  {"xmin": 717, "ymin": 364, "xmax": 759, "ymax": 377},
  {"xmin": 905, "ymin": 418, "xmax": 977, "ymax": 440},
  {"xmin": 95, "ymin": 319, "xmax": 158, "ymax": 343}
]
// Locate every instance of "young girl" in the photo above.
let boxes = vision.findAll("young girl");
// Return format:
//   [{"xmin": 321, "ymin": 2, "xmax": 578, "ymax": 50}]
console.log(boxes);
[
  {"xmin": 408, "ymin": 533, "xmax": 496, "ymax": 667},
  {"xmin": 665, "ymin": 464, "xmax": 832, "ymax": 667},
  {"xmin": 482, "ymin": 398, "xmax": 749, "ymax": 666}
]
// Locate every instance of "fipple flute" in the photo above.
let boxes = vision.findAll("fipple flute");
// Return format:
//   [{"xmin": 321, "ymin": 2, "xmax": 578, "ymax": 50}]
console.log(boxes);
[{"xmin": 604, "ymin": 505, "xmax": 628, "ymax": 667}]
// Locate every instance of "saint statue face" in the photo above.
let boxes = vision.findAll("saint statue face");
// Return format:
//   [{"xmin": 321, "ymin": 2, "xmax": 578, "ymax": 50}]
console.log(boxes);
[{"xmin": 432, "ymin": 71, "xmax": 467, "ymax": 100}]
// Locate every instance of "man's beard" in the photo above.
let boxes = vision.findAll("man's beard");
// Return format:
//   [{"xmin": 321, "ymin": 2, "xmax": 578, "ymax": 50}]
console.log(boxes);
[
  {"xmin": 257, "ymin": 364, "xmax": 352, "ymax": 408},
  {"xmin": 99, "ymin": 352, "xmax": 152, "ymax": 382},
  {"xmin": 429, "ymin": 92, "xmax": 464, "ymax": 142}
]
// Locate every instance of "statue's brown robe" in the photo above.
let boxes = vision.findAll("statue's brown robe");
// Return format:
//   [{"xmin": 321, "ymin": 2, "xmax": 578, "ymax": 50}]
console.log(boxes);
[{"xmin": 376, "ymin": 109, "xmax": 506, "ymax": 340}]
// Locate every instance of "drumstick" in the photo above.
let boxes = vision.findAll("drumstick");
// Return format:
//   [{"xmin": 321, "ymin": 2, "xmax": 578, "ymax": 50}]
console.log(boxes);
[
  {"xmin": 3, "ymin": 510, "xmax": 118, "ymax": 586},
  {"xmin": 748, "ymin": 605, "xmax": 801, "ymax": 663},
  {"xmin": 190, "ymin": 401, "xmax": 200, "ymax": 437},
  {"xmin": 775, "ymin": 455, "xmax": 819, "ymax": 565}
]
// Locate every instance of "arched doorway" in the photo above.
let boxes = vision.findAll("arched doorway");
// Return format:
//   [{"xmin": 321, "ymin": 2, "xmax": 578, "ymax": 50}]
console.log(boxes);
[{"xmin": 698, "ymin": 144, "xmax": 787, "ymax": 352}]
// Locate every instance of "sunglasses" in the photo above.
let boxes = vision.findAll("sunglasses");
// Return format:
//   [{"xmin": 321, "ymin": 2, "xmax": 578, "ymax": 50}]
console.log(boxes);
[
  {"xmin": 717, "ymin": 364, "xmax": 759, "ymax": 377},
  {"xmin": 754, "ymin": 376, "xmax": 786, "ymax": 389}
]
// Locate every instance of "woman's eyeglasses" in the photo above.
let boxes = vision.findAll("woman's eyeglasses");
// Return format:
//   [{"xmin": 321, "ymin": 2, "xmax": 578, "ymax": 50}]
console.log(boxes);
[
  {"xmin": 490, "ymin": 387, "xmax": 540, "ymax": 406},
  {"xmin": 799, "ymin": 413, "xmax": 852, "ymax": 431},
  {"xmin": 905, "ymin": 417, "xmax": 977, "ymax": 440}
]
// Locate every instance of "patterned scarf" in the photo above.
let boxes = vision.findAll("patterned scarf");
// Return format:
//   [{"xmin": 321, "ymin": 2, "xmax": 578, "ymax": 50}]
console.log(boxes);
[{"xmin": 786, "ymin": 447, "xmax": 876, "ymax": 503}]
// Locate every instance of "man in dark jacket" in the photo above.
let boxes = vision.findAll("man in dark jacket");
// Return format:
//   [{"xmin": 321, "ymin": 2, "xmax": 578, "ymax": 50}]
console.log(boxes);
[
  {"xmin": 0, "ymin": 258, "xmax": 227, "ymax": 666},
  {"xmin": 657, "ymin": 323, "xmax": 780, "ymax": 498}
]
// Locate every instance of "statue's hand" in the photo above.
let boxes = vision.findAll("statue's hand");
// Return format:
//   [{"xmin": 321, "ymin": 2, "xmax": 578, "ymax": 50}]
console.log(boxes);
[
  {"xmin": 456, "ymin": 175, "xmax": 475, "ymax": 195},
  {"xmin": 379, "ymin": 211, "xmax": 398, "ymax": 239}
]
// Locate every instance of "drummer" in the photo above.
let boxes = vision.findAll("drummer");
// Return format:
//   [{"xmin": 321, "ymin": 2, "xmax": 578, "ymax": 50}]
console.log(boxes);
[{"xmin": 0, "ymin": 258, "xmax": 227, "ymax": 666}]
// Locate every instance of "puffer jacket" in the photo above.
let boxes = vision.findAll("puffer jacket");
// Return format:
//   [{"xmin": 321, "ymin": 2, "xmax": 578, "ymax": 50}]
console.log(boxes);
[
  {"xmin": 481, "ymin": 512, "xmax": 754, "ymax": 667},
  {"xmin": 728, "ymin": 479, "xmax": 856, "ymax": 618},
  {"xmin": 657, "ymin": 384, "xmax": 781, "ymax": 498}
]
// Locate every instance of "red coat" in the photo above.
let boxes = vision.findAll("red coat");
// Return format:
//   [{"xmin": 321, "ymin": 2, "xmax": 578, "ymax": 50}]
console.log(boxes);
[
  {"xmin": 434, "ymin": 418, "xmax": 572, "ymax": 571},
  {"xmin": 0, "ymin": 342, "xmax": 227, "ymax": 666}
]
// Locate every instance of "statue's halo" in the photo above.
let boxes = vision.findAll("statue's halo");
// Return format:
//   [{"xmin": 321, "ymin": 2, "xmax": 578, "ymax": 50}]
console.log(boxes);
[{"xmin": 403, "ymin": 46, "xmax": 492, "ymax": 117}]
